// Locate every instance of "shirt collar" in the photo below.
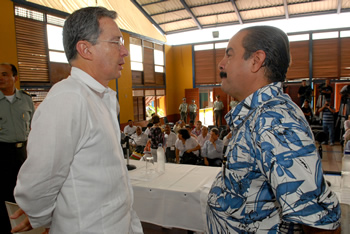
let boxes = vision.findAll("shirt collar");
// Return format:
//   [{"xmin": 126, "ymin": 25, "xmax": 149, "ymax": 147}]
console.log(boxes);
[
  {"xmin": 225, "ymin": 82, "xmax": 283, "ymax": 128},
  {"xmin": 0, "ymin": 89, "xmax": 20, "ymax": 100},
  {"xmin": 70, "ymin": 67, "xmax": 110, "ymax": 95}
]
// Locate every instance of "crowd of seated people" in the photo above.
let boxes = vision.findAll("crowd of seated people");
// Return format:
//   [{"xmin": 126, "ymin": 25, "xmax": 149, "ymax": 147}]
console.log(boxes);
[{"xmin": 122, "ymin": 117, "xmax": 230, "ymax": 167}]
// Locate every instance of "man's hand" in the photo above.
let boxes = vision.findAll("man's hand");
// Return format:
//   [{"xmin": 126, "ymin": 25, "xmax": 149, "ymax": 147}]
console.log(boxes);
[{"xmin": 10, "ymin": 208, "xmax": 33, "ymax": 233}]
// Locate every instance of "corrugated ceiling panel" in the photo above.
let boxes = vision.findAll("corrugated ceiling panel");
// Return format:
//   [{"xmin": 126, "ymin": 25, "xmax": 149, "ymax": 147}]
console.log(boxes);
[
  {"xmin": 153, "ymin": 10, "xmax": 190, "ymax": 23},
  {"xmin": 241, "ymin": 6, "xmax": 285, "ymax": 20},
  {"xmin": 143, "ymin": 0, "xmax": 184, "ymax": 15},
  {"xmin": 160, "ymin": 18, "xmax": 197, "ymax": 32},
  {"xmin": 342, "ymin": 0, "xmax": 350, "ymax": 8},
  {"xmin": 187, "ymin": 0, "xmax": 227, "ymax": 7},
  {"xmin": 236, "ymin": 0, "xmax": 282, "ymax": 10},
  {"xmin": 288, "ymin": 0, "xmax": 337, "ymax": 14},
  {"xmin": 198, "ymin": 12, "xmax": 237, "ymax": 25},
  {"xmin": 192, "ymin": 2, "xmax": 234, "ymax": 16}
]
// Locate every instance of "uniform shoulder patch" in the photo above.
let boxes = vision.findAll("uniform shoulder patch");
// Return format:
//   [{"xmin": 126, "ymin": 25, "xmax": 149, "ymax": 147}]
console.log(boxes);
[{"xmin": 20, "ymin": 90, "xmax": 32, "ymax": 97}]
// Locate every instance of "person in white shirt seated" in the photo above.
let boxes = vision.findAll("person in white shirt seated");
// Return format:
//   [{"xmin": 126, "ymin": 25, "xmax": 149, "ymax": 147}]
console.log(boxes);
[
  {"xmin": 164, "ymin": 124, "xmax": 177, "ymax": 163},
  {"xmin": 175, "ymin": 129, "xmax": 200, "ymax": 164},
  {"xmin": 144, "ymin": 122, "xmax": 153, "ymax": 136},
  {"xmin": 197, "ymin": 126, "xmax": 210, "ymax": 148},
  {"xmin": 191, "ymin": 120, "xmax": 202, "ymax": 137},
  {"xmin": 130, "ymin": 126, "xmax": 148, "ymax": 153},
  {"xmin": 124, "ymin": 119, "xmax": 137, "ymax": 135},
  {"xmin": 201, "ymin": 128, "xmax": 224, "ymax": 167},
  {"xmin": 186, "ymin": 125, "xmax": 197, "ymax": 139},
  {"xmin": 173, "ymin": 120, "xmax": 185, "ymax": 134}
]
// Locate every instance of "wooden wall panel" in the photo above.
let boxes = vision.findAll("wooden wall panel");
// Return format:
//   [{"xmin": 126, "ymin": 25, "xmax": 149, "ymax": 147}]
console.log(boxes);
[
  {"xmin": 143, "ymin": 47, "xmax": 155, "ymax": 84},
  {"xmin": 195, "ymin": 50, "xmax": 215, "ymax": 84},
  {"xmin": 341, "ymin": 38, "xmax": 350, "ymax": 77},
  {"xmin": 286, "ymin": 41, "xmax": 309, "ymax": 80},
  {"xmin": 313, "ymin": 39, "xmax": 338, "ymax": 78},
  {"xmin": 215, "ymin": 49, "xmax": 225, "ymax": 83}
]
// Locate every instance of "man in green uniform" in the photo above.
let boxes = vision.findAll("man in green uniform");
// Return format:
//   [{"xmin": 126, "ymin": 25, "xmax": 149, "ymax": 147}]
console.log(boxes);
[
  {"xmin": 179, "ymin": 97, "xmax": 188, "ymax": 123},
  {"xmin": 0, "ymin": 63, "xmax": 34, "ymax": 233}
]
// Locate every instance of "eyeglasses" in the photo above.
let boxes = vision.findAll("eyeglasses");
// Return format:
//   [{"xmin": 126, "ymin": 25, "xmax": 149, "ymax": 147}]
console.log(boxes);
[{"xmin": 97, "ymin": 38, "xmax": 124, "ymax": 48}]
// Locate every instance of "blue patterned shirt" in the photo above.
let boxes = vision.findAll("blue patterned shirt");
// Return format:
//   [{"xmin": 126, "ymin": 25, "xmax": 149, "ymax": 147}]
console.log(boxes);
[{"xmin": 207, "ymin": 82, "xmax": 340, "ymax": 233}]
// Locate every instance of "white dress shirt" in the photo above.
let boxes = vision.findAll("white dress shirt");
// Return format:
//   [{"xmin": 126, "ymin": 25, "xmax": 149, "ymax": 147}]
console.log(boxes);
[
  {"xmin": 124, "ymin": 125, "xmax": 137, "ymax": 135},
  {"xmin": 165, "ymin": 131, "xmax": 177, "ymax": 148},
  {"xmin": 130, "ymin": 132, "xmax": 148, "ymax": 146},
  {"xmin": 14, "ymin": 67, "xmax": 142, "ymax": 234},
  {"xmin": 197, "ymin": 134, "xmax": 210, "ymax": 147},
  {"xmin": 175, "ymin": 137, "xmax": 199, "ymax": 156}
]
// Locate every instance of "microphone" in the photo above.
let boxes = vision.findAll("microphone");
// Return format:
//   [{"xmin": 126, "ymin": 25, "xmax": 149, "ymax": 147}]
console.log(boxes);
[{"xmin": 122, "ymin": 134, "xmax": 136, "ymax": 171}]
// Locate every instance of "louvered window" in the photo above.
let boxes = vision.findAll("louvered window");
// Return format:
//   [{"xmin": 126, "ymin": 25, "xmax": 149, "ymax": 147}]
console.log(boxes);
[{"xmin": 15, "ymin": 6, "xmax": 49, "ymax": 82}]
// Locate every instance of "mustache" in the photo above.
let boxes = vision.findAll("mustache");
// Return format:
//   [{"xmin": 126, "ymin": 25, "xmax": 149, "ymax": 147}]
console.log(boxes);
[{"xmin": 220, "ymin": 72, "xmax": 227, "ymax": 78}]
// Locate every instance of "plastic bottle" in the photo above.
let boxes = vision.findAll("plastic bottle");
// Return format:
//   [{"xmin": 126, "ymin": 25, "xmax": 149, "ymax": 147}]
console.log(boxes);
[{"xmin": 157, "ymin": 143, "xmax": 165, "ymax": 173}]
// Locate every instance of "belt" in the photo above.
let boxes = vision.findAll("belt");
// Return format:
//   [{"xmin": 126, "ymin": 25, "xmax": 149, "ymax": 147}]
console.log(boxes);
[{"xmin": 0, "ymin": 141, "xmax": 26, "ymax": 148}]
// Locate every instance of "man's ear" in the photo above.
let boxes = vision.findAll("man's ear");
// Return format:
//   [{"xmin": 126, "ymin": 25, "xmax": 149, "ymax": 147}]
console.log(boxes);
[
  {"xmin": 251, "ymin": 50, "xmax": 266, "ymax": 73},
  {"xmin": 76, "ymin": 41, "xmax": 93, "ymax": 61},
  {"xmin": 14, "ymin": 75, "xmax": 19, "ymax": 83}
]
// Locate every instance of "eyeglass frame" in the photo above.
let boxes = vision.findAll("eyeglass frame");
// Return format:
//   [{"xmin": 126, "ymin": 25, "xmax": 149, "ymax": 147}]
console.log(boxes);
[{"xmin": 96, "ymin": 38, "xmax": 125, "ymax": 48}]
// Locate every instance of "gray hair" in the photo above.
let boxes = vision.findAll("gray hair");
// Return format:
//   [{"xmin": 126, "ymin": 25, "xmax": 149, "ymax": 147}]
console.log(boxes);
[{"xmin": 63, "ymin": 7, "xmax": 117, "ymax": 63}]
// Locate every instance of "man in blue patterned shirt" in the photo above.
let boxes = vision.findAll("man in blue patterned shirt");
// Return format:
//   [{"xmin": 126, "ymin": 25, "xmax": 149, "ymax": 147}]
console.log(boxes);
[{"xmin": 206, "ymin": 26, "xmax": 341, "ymax": 233}]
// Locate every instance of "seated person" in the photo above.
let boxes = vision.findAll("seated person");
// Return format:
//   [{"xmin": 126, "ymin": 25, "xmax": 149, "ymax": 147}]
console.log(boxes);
[
  {"xmin": 144, "ymin": 122, "xmax": 153, "ymax": 136},
  {"xmin": 343, "ymin": 120, "xmax": 350, "ymax": 149},
  {"xmin": 130, "ymin": 126, "xmax": 148, "ymax": 153},
  {"xmin": 189, "ymin": 120, "xmax": 195, "ymax": 130},
  {"xmin": 175, "ymin": 129, "xmax": 200, "ymax": 164},
  {"xmin": 197, "ymin": 126, "xmax": 210, "ymax": 148},
  {"xmin": 173, "ymin": 120, "xmax": 186, "ymax": 134},
  {"xmin": 191, "ymin": 120, "xmax": 202, "ymax": 137},
  {"xmin": 186, "ymin": 125, "xmax": 197, "ymax": 139},
  {"xmin": 124, "ymin": 119, "xmax": 137, "ymax": 135},
  {"xmin": 164, "ymin": 124, "xmax": 177, "ymax": 163},
  {"xmin": 301, "ymin": 100, "xmax": 313, "ymax": 124},
  {"xmin": 201, "ymin": 128, "xmax": 224, "ymax": 167}
]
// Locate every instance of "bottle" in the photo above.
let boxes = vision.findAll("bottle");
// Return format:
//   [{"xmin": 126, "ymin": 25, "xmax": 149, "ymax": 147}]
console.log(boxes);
[{"xmin": 157, "ymin": 143, "xmax": 165, "ymax": 173}]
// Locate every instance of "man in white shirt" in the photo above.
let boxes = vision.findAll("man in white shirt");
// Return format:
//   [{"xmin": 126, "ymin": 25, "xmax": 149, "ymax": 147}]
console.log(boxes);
[
  {"xmin": 130, "ymin": 126, "xmax": 148, "ymax": 151},
  {"xmin": 11, "ymin": 7, "xmax": 143, "ymax": 234},
  {"xmin": 164, "ymin": 124, "xmax": 177, "ymax": 163},
  {"xmin": 124, "ymin": 119, "xmax": 137, "ymax": 135}
]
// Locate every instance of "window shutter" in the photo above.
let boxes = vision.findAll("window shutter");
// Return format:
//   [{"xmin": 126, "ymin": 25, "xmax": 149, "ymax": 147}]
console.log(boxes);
[
  {"xmin": 15, "ymin": 16, "xmax": 49, "ymax": 82},
  {"xmin": 286, "ymin": 41, "xmax": 309, "ymax": 80},
  {"xmin": 195, "ymin": 50, "xmax": 215, "ymax": 85}
]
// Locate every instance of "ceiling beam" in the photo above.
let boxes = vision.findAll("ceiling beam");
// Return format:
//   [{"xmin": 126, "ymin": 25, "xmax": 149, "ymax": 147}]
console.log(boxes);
[
  {"xmin": 283, "ymin": 0, "xmax": 289, "ymax": 19},
  {"xmin": 229, "ymin": 0, "xmax": 243, "ymax": 24},
  {"xmin": 337, "ymin": 0, "xmax": 342, "ymax": 14},
  {"xmin": 130, "ymin": 0, "xmax": 166, "ymax": 35},
  {"xmin": 179, "ymin": 0, "xmax": 202, "ymax": 29},
  {"xmin": 141, "ymin": 0, "xmax": 167, "ymax": 7}
]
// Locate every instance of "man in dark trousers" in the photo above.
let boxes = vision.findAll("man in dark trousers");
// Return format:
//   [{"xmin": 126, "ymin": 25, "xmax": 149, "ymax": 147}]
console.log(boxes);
[{"xmin": 0, "ymin": 63, "xmax": 34, "ymax": 233}]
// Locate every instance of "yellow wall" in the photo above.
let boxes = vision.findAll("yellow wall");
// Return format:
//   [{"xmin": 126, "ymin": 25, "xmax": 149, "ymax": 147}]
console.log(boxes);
[
  {"xmin": 115, "ymin": 32, "xmax": 133, "ymax": 124},
  {"xmin": 0, "ymin": 0, "xmax": 19, "ymax": 89},
  {"xmin": 165, "ymin": 44, "xmax": 193, "ymax": 116}
]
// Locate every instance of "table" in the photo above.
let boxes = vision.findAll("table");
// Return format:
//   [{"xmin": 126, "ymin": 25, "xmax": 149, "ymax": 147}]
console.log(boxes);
[
  {"xmin": 128, "ymin": 162, "xmax": 349, "ymax": 233},
  {"xmin": 128, "ymin": 160, "xmax": 220, "ymax": 232}
]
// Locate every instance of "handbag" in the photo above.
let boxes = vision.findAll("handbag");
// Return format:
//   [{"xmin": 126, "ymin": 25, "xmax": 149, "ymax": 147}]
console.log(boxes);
[{"xmin": 181, "ymin": 151, "xmax": 198, "ymax": 165}]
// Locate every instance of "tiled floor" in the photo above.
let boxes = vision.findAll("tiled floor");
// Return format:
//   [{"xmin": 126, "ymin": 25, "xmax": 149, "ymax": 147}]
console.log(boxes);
[
  {"xmin": 319, "ymin": 142, "xmax": 343, "ymax": 173},
  {"xmin": 142, "ymin": 142, "xmax": 343, "ymax": 233}
]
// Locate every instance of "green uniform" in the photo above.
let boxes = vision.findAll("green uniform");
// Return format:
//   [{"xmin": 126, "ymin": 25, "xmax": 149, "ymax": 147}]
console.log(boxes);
[
  {"xmin": 0, "ymin": 89, "xmax": 35, "ymax": 142},
  {"xmin": 0, "ymin": 89, "xmax": 34, "ymax": 233}
]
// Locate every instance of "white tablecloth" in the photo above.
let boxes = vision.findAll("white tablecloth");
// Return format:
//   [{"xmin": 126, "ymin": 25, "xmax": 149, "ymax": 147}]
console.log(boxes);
[{"xmin": 128, "ymin": 160, "xmax": 220, "ymax": 232}]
